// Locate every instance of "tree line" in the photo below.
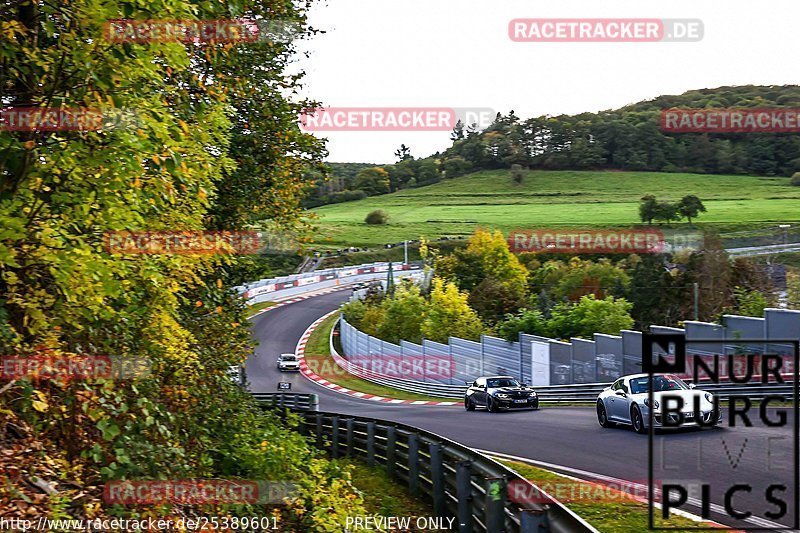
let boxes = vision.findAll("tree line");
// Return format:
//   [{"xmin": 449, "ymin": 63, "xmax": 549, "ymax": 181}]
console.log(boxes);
[
  {"xmin": 306, "ymin": 85, "xmax": 800, "ymax": 206},
  {"xmin": 343, "ymin": 229, "xmax": 776, "ymax": 346}
]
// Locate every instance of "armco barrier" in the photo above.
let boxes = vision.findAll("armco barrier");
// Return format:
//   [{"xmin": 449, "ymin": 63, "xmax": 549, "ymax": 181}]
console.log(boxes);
[
  {"xmin": 251, "ymin": 392, "xmax": 319, "ymax": 410},
  {"xmin": 255, "ymin": 396, "xmax": 598, "ymax": 533},
  {"xmin": 237, "ymin": 261, "xmax": 425, "ymax": 304}
]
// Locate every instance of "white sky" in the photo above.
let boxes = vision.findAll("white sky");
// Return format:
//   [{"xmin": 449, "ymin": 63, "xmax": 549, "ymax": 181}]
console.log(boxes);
[{"xmin": 293, "ymin": 0, "xmax": 799, "ymax": 163}]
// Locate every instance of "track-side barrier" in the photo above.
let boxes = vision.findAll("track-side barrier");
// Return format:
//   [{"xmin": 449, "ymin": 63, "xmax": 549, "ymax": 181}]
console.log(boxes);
[
  {"xmin": 255, "ymin": 396, "xmax": 597, "ymax": 533},
  {"xmin": 329, "ymin": 322, "xmax": 796, "ymax": 403},
  {"xmin": 251, "ymin": 392, "xmax": 319, "ymax": 411}
]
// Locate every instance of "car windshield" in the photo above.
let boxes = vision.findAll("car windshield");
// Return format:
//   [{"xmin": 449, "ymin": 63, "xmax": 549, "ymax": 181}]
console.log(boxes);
[
  {"xmin": 281, "ymin": 355, "xmax": 297, "ymax": 361},
  {"xmin": 487, "ymin": 378, "xmax": 520, "ymax": 388},
  {"xmin": 629, "ymin": 374, "xmax": 689, "ymax": 394}
]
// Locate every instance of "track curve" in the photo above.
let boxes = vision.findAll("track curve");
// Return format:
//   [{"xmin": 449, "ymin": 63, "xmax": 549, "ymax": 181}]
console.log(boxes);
[{"xmin": 248, "ymin": 290, "xmax": 796, "ymax": 530}]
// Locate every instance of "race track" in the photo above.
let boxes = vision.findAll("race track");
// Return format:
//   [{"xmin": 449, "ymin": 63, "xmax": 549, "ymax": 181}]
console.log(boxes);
[{"xmin": 248, "ymin": 290, "xmax": 796, "ymax": 530}]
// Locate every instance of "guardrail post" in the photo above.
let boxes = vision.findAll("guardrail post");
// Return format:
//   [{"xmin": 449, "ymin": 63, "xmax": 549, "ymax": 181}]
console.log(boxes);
[
  {"xmin": 292, "ymin": 394, "xmax": 299, "ymax": 410},
  {"xmin": 520, "ymin": 509, "xmax": 548, "ymax": 532},
  {"xmin": 366, "ymin": 422, "xmax": 376, "ymax": 465},
  {"xmin": 408, "ymin": 434, "xmax": 419, "ymax": 496},
  {"xmin": 485, "ymin": 476, "xmax": 507, "ymax": 533},
  {"xmin": 278, "ymin": 394, "xmax": 284, "ymax": 410},
  {"xmin": 386, "ymin": 426, "xmax": 397, "ymax": 478},
  {"xmin": 429, "ymin": 442, "xmax": 445, "ymax": 517},
  {"xmin": 456, "ymin": 461, "xmax": 472, "ymax": 533},
  {"xmin": 315, "ymin": 413, "xmax": 323, "ymax": 447},
  {"xmin": 309, "ymin": 393, "xmax": 319, "ymax": 411},
  {"xmin": 346, "ymin": 419, "xmax": 354, "ymax": 456},
  {"xmin": 331, "ymin": 417, "xmax": 340, "ymax": 458}
]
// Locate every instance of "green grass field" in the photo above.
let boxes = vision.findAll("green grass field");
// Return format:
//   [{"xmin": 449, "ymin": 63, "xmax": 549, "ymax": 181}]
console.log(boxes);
[{"xmin": 312, "ymin": 170, "xmax": 800, "ymax": 247}]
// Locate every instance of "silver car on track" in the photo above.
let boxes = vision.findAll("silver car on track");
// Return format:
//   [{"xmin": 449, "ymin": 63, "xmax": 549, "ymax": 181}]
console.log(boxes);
[{"xmin": 596, "ymin": 373, "xmax": 721, "ymax": 433}]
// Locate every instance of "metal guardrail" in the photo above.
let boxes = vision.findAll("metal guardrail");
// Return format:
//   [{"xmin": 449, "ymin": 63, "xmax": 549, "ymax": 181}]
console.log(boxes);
[
  {"xmin": 251, "ymin": 392, "xmax": 319, "ymax": 411},
  {"xmin": 256, "ymin": 396, "xmax": 597, "ymax": 533}
]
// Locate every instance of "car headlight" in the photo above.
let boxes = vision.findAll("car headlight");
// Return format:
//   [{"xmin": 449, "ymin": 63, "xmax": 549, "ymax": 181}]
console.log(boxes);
[
  {"xmin": 529, "ymin": 391, "xmax": 537, "ymax": 397},
  {"xmin": 496, "ymin": 393, "xmax": 510, "ymax": 399},
  {"xmin": 644, "ymin": 398, "xmax": 660, "ymax": 409}
]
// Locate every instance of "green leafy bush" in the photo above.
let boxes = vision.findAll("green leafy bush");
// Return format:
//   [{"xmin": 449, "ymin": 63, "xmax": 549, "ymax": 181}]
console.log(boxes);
[{"xmin": 364, "ymin": 209, "xmax": 389, "ymax": 225}]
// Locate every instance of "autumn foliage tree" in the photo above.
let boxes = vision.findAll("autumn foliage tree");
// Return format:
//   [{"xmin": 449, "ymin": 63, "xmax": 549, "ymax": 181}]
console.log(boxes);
[{"xmin": 0, "ymin": 0, "xmax": 367, "ymax": 528}]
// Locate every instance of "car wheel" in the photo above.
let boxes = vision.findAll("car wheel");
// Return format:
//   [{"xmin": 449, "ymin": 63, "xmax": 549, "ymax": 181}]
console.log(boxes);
[
  {"xmin": 487, "ymin": 397, "xmax": 498, "ymax": 413},
  {"xmin": 597, "ymin": 402, "xmax": 614, "ymax": 428},
  {"xmin": 631, "ymin": 405, "xmax": 647, "ymax": 434},
  {"xmin": 465, "ymin": 396, "xmax": 475, "ymax": 411}
]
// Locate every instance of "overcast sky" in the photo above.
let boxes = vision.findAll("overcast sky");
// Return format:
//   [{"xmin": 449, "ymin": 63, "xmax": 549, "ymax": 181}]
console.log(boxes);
[{"xmin": 294, "ymin": 0, "xmax": 799, "ymax": 163}]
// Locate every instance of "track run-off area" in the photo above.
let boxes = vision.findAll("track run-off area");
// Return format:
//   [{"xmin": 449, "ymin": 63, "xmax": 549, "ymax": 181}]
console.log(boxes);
[{"xmin": 247, "ymin": 289, "xmax": 795, "ymax": 531}]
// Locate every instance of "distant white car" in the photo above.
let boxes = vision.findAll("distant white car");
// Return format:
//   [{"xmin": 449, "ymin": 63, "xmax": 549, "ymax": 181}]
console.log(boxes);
[
  {"xmin": 227, "ymin": 364, "xmax": 245, "ymax": 386},
  {"xmin": 277, "ymin": 353, "xmax": 300, "ymax": 372},
  {"xmin": 596, "ymin": 373, "xmax": 721, "ymax": 433}
]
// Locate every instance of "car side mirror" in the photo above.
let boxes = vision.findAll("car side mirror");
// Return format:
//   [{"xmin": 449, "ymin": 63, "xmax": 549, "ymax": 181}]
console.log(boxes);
[
  {"xmin": 615, "ymin": 390, "xmax": 627, "ymax": 397},
  {"xmin": 688, "ymin": 383, "xmax": 696, "ymax": 389}
]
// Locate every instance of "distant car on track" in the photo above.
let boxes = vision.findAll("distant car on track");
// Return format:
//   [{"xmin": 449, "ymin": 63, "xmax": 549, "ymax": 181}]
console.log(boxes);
[
  {"xmin": 277, "ymin": 353, "xmax": 300, "ymax": 372},
  {"xmin": 464, "ymin": 376, "xmax": 539, "ymax": 412},
  {"xmin": 227, "ymin": 364, "xmax": 246, "ymax": 387},
  {"xmin": 596, "ymin": 373, "xmax": 721, "ymax": 433}
]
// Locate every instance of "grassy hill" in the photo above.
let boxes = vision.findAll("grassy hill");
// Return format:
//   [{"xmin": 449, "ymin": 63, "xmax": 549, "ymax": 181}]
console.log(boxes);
[{"xmin": 311, "ymin": 170, "xmax": 800, "ymax": 247}]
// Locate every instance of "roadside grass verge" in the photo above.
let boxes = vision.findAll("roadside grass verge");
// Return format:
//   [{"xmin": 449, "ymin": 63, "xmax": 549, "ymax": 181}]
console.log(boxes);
[
  {"xmin": 302, "ymin": 313, "xmax": 457, "ymax": 403},
  {"xmin": 245, "ymin": 300, "xmax": 277, "ymax": 318},
  {"xmin": 336, "ymin": 457, "xmax": 434, "ymax": 518},
  {"xmin": 496, "ymin": 459, "xmax": 713, "ymax": 533}
]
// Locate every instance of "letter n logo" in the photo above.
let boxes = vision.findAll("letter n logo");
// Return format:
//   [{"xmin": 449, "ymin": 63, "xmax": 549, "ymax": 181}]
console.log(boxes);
[{"xmin": 642, "ymin": 333, "xmax": 686, "ymax": 373}]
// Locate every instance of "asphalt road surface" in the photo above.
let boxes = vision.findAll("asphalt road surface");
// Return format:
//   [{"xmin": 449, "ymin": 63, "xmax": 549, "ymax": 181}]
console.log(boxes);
[{"xmin": 248, "ymin": 290, "xmax": 797, "ymax": 530}]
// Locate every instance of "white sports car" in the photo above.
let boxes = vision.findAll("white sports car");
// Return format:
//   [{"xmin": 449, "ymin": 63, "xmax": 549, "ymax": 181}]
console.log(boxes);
[{"xmin": 596, "ymin": 373, "xmax": 721, "ymax": 433}]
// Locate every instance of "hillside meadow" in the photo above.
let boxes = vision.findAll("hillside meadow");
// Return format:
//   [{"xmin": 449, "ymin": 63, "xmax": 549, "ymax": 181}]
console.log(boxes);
[{"xmin": 311, "ymin": 170, "xmax": 800, "ymax": 247}]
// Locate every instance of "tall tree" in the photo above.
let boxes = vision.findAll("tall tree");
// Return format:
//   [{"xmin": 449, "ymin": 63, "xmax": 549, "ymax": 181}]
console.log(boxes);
[{"xmin": 677, "ymin": 195, "xmax": 707, "ymax": 224}]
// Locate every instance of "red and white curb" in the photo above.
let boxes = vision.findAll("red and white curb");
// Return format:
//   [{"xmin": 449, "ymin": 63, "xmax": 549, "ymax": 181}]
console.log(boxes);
[
  {"xmin": 247, "ymin": 286, "xmax": 349, "ymax": 319},
  {"xmin": 295, "ymin": 311, "xmax": 459, "ymax": 407}
]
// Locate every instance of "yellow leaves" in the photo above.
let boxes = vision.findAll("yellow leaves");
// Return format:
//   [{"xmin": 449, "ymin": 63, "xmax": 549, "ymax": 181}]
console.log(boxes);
[
  {"xmin": 195, "ymin": 301, "xmax": 203, "ymax": 307},
  {"xmin": 32, "ymin": 390, "xmax": 49, "ymax": 412},
  {"xmin": 178, "ymin": 120, "xmax": 189, "ymax": 134},
  {"xmin": 1, "ymin": 20, "xmax": 27, "ymax": 39},
  {"xmin": 152, "ymin": 154, "xmax": 161, "ymax": 165},
  {"xmin": 215, "ymin": 306, "xmax": 222, "ymax": 313},
  {"xmin": 23, "ymin": 140, "xmax": 35, "ymax": 150}
]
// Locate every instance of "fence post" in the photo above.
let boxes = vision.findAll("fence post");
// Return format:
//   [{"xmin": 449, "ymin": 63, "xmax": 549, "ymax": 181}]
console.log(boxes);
[
  {"xmin": 366, "ymin": 422, "xmax": 376, "ymax": 466},
  {"xmin": 331, "ymin": 417, "xmax": 340, "ymax": 458},
  {"xmin": 346, "ymin": 419, "xmax": 354, "ymax": 457},
  {"xmin": 310, "ymin": 393, "xmax": 319, "ymax": 412},
  {"xmin": 480, "ymin": 338, "xmax": 485, "ymax": 376},
  {"xmin": 279, "ymin": 394, "xmax": 284, "ymax": 410},
  {"xmin": 520, "ymin": 509, "xmax": 549, "ymax": 532},
  {"xmin": 386, "ymin": 426, "xmax": 397, "ymax": 478},
  {"xmin": 408, "ymin": 434, "xmax": 419, "ymax": 496},
  {"xmin": 456, "ymin": 461, "xmax": 472, "ymax": 533},
  {"xmin": 293, "ymin": 394, "xmax": 299, "ymax": 410},
  {"xmin": 315, "ymin": 413, "xmax": 323, "ymax": 447},
  {"xmin": 429, "ymin": 442, "xmax": 445, "ymax": 517},
  {"xmin": 485, "ymin": 476, "xmax": 507, "ymax": 533}
]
